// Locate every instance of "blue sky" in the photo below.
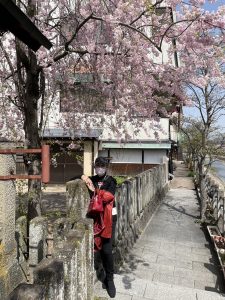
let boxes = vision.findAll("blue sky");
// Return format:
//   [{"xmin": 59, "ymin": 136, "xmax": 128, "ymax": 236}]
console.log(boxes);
[
  {"xmin": 204, "ymin": 0, "xmax": 224, "ymax": 11},
  {"xmin": 183, "ymin": 0, "xmax": 225, "ymax": 132}
]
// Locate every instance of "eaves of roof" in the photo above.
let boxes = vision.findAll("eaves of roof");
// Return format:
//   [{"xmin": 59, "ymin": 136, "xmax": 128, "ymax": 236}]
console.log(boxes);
[
  {"xmin": 42, "ymin": 128, "xmax": 102, "ymax": 139},
  {"xmin": 0, "ymin": 0, "xmax": 52, "ymax": 51},
  {"xmin": 101, "ymin": 141, "xmax": 172, "ymax": 149}
]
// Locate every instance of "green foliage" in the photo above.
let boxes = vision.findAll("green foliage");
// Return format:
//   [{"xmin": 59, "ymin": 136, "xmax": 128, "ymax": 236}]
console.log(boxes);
[
  {"xmin": 16, "ymin": 180, "xmax": 28, "ymax": 218},
  {"xmin": 67, "ymin": 151, "xmax": 83, "ymax": 163},
  {"xmin": 187, "ymin": 171, "xmax": 195, "ymax": 177},
  {"xmin": 114, "ymin": 176, "xmax": 128, "ymax": 186},
  {"xmin": 16, "ymin": 195, "xmax": 28, "ymax": 219},
  {"xmin": 181, "ymin": 120, "xmax": 225, "ymax": 180},
  {"xmin": 16, "ymin": 179, "xmax": 28, "ymax": 196},
  {"xmin": 209, "ymin": 166, "xmax": 216, "ymax": 173}
]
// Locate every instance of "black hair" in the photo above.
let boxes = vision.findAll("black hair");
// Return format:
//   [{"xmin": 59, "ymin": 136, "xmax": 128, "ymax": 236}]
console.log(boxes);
[{"xmin": 94, "ymin": 157, "xmax": 108, "ymax": 167}]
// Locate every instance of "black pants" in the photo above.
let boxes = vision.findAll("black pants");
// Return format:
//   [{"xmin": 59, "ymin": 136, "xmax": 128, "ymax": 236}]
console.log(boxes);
[{"xmin": 95, "ymin": 215, "xmax": 117, "ymax": 281}]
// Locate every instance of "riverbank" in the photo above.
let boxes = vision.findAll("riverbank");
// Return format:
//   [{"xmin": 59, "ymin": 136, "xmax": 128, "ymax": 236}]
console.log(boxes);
[
  {"xmin": 209, "ymin": 159, "xmax": 225, "ymax": 189},
  {"xmin": 208, "ymin": 171, "xmax": 225, "ymax": 189}
]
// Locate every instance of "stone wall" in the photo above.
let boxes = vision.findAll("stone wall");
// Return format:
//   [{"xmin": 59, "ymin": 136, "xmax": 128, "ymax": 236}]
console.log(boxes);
[
  {"xmin": 7, "ymin": 163, "xmax": 168, "ymax": 299},
  {"xmin": 8, "ymin": 180, "xmax": 94, "ymax": 300},
  {"xmin": 0, "ymin": 148, "xmax": 26, "ymax": 300},
  {"xmin": 203, "ymin": 174, "xmax": 225, "ymax": 234},
  {"xmin": 114, "ymin": 163, "xmax": 168, "ymax": 266}
]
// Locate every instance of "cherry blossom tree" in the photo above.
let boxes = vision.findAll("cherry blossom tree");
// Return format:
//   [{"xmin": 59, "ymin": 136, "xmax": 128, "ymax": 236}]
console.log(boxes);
[
  {"xmin": 177, "ymin": 3, "xmax": 225, "ymax": 221},
  {"xmin": 0, "ymin": 0, "xmax": 225, "ymax": 218}
]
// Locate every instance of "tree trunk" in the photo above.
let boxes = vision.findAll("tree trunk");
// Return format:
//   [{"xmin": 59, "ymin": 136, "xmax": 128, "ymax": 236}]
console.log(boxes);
[
  {"xmin": 24, "ymin": 105, "xmax": 42, "ymax": 220},
  {"xmin": 198, "ymin": 161, "xmax": 207, "ymax": 222},
  {"xmin": 23, "ymin": 58, "xmax": 42, "ymax": 220}
]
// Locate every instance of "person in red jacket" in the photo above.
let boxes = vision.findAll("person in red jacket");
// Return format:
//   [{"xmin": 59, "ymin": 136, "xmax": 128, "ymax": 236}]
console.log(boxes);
[{"xmin": 81, "ymin": 157, "xmax": 117, "ymax": 298}]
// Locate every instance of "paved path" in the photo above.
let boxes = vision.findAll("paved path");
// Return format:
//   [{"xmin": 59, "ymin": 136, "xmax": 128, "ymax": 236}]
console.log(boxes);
[
  {"xmin": 41, "ymin": 184, "xmax": 66, "ymax": 215},
  {"xmin": 94, "ymin": 162, "xmax": 225, "ymax": 299}
]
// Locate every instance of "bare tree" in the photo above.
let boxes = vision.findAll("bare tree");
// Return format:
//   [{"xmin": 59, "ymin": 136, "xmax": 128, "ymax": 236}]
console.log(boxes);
[{"xmin": 181, "ymin": 73, "xmax": 225, "ymax": 222}]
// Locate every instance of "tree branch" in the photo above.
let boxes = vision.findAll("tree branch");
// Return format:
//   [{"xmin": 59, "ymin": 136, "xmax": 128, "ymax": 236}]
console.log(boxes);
[
  {"xmin": 159, "ymin": 15, "xmax": 201, "ymax": 49},
  {"xmin": 65, "ymin": 13, "xmax": 94, "ymax": 50},
  {"xmin": 187, "ymin": 83, "xmax": 206, "ymax": 125},
  {"xmin": 118, "ymin": 22, "xmax": 161, "ymax": 52},
  {"xmin": 130, "ymin": 10, "xmax": 147, "ymax": 26}
]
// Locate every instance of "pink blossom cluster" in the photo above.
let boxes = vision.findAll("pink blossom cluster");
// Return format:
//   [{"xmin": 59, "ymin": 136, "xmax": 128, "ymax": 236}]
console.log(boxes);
[{"xmin": 0, "ymin": 0, "xmax": 225, "ymax": 142}]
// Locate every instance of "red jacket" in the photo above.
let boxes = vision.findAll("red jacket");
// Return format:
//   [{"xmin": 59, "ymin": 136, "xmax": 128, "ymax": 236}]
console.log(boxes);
[
  {"xmin": 96, "ymin": 189, "xmax": 114, "ymax": 238},
  {"xmin": 89, "ymin": 174, "xmax": 116, "ymax": 251}
]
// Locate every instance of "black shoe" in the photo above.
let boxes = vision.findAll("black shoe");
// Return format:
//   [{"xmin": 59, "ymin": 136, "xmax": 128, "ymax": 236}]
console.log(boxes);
[{"xmin": 105, "ymin": 279, "xmax": 116, "ymax": 298}]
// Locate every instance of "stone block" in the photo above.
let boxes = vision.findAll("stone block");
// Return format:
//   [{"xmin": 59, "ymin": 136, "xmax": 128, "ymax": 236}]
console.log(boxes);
[
  {"xmin": 0, "ymin": 255, "xmax": 25, "ymax": 299},
  {"xmin": 0, "ymin": 273, "xmax": 7, "ymax": 300},
  {"xmin": 81, "ymin": 218, "xmax": 94, "ymax": 300},
  {"xmin": 46, "ymin": 222, "xmax": 54, "ymax": 258},
  {"xmin": 66, "ymin": 179, "xmax": 90, "ymax": 222},
  {"xmin": 0, "ymin": 150, "xmax": 16, "ymax": 176},
  {"xmin": 33, "ymin": 259, "xmax": 64, "ymax": 300},
  {"xmin": 29, "ymin": 217, "xmax": 47, "ymax": 269},
  {"xmin": 52, "ymin": 218, "xmax": 94, "ymax": 300},
  {"xmin": 67, "ymin": 229, "xmax": 87, "ymax": 300},
  {"xmin": 7, "ymin": 259, "xmax": 26, "ymax": 292},
  {"xmin": 8, "ymin": 283, "xmax": 46, "ymax": 300},
  {"xmin": 0, "ymin": 181, "xmax": 16, "ymax": 253},
  {"xmin": 52, "ymin": 217, "xmax": 68, "ymax": 246},
  {"xmin": 196, "ymin": 290, "xmax": 224, "ymax": 300},
  {"xmin": 0, "ymin": 151, "xmax": 16, "ymax": 254},
  {"xmin": 55, "ymin": 240, "xmax": 78, "ymax": 300},
  {"xmin": 0, "ymin": 222, "xmax": 3, "ymax": 243},
  {"xmin": 15, "ymin": 216, "xmax": 28, "ymax": 266}
]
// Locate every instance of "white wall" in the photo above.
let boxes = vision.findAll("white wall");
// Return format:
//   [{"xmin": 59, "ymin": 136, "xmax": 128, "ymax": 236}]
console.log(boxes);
[
  {"xmin": 46, "ymin": 108, "xmax": 170, "ymax": 143},
  {"xmin": 170, "ymin": 123, "xmax": 178, "ymax": 143},
  {"xmin": 111, "ymin": 149, "xmax": 142, "ymax": 163},
  {"xmin": 99, "ymin": 117, "xmax": 170, "ymax": 141},
  {"xmin": 99, "ymin": 148, "xmax": 167, "ymax": 164},
  {"xmin": 144, "ymin": 149, "xmax": 167, "ymax": 164}
]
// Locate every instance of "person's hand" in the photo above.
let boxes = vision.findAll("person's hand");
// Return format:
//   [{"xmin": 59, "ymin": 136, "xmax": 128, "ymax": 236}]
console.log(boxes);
[{"xmin": 81, "ymin": 175, "xmax": 95, "ymax": 192}]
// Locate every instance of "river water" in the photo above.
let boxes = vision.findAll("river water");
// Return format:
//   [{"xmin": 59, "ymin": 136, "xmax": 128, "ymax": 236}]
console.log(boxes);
[{"xmin": 212, "ymin": 160, "xmax": 225, "ymax": 183}]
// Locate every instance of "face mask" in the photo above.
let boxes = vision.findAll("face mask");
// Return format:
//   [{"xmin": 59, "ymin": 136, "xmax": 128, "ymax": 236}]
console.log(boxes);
[{"xmin": 95, "ymin": 167, "xmax": 106, "ymax": 177}]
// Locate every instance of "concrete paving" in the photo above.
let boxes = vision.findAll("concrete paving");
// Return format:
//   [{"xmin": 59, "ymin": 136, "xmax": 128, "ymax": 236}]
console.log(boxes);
[
  {"xmin": 41, "ymin": 184, "xmax": 66, "ymax": 214},
  {"xmin": 94, "ymin": 162, "xmax": 225, "ymax": 299}
]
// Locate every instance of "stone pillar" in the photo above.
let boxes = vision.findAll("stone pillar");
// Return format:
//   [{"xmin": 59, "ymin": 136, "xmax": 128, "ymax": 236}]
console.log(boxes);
[
  {"xmin": 29, "ymin": 217, "xmax": 48, "ymax": 282},
  {"xmin": 217, "ymin": 190, "xmax": 224, "ymax": 234},
  {"xmin": 0, "ymin": 150, "xmax": 16, "ymax": 252},
  {"xmin": 66, "ymin": 179, "xmax": 91, "ymax": 221},
  {"xmin": 33, "ymin": 259, "xmax": 64, "ymax": 300},
  {"xmin": 64, "ymin": 179, "xmax": 94, "ymax": 299},
  {"xmin": 162, "ymin": 156, "xmax": 169, "ymax": 184},
  {"xmin": 8, "ymin": 283, "xmax": 46, "ymax": 300},
  {"xmin": 83, "ymin": 141, "xmax": 93, "ymax": 176},
  {"xmin": 0, "ymin": 144, "xmax": 24, "ymax": 298},
  {"xmin": 54, "ymin": 240, "xmax": 78, "ymax": 300}
]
